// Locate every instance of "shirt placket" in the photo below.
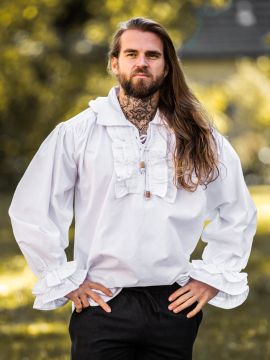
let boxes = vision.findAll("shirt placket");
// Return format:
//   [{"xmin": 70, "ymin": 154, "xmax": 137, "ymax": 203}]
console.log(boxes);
[{"xmin": 133, "ymin": 125, "xmax": 152, "ymax": 199}]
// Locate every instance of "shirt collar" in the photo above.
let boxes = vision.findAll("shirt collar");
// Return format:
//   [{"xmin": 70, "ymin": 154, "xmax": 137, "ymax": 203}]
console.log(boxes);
[{"xmin": 89, "ymin": 86, "xmax": 164, "ymax": 127}]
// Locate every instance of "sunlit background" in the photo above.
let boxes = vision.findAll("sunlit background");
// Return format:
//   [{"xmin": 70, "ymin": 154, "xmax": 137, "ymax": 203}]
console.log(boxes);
[{"xmin": 0, "ymin": 0, "xmax": 269, "ymax": 359}]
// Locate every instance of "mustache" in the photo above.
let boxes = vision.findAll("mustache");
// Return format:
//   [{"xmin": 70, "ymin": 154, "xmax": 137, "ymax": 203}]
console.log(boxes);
[{"xmin": 132, "ymin": 69, "xmax": 151, "ymax": 77}]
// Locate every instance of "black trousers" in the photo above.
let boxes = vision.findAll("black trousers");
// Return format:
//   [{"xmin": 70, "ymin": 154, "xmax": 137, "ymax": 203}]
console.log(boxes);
[{"xmin": 69, "ymin": 282, "xmax": 203, "ymax": 360}]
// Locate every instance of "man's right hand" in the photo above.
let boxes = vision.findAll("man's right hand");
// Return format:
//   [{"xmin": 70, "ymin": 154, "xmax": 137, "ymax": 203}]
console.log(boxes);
[{"xmin": 65, "ymin": 280, "xmax": 113, "ymax": 313}]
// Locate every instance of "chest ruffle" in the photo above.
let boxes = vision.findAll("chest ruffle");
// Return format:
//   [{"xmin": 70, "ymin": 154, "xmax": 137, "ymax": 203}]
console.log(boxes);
[{"xmin": 106, "ymin": 125, "xmax": 177, "ymax": 203}]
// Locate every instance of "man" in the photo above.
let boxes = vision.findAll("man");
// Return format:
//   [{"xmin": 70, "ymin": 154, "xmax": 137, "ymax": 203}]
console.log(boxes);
[{"xmin": 8, "ymin": 17, "xmax": 257, "ymax": 360}]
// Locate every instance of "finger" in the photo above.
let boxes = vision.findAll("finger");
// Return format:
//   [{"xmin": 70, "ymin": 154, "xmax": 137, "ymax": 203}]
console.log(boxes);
[
  {"xmin": 65, "ymin": 290, "xmax": 77, "ymax": 300},
  {"xmin": 74, "ymin": 298, "xmax": 83, "ymax": 313},
  {"xmin": 67, "ymin": 292, "xmax": 78, "ymax": 303},
  {"xmin": 65, "ymin": 293, "xmax": 73, "ymax": 301},
  {"xmin": 79, "ymin": 294, "xmax": 90, "ymax": 308},
  {"xmin": 187, "ymin": 301, "xmax": 205, "ymax": 318},
  {"xmin": 171, "ymin": 296, "xmax": 198, "ymax": 314},
  {"xmin": 86, "ymin": 290, "xmax": 111, "ymax": 313},
  {"xmin": 168, "ymin": 291, "xmax": 194, "ymax": 310},
  {"xmin": 168, "ymin": 285, "xmax": 191, "ymax": 301},
  {"xmin": 88, "ymin": 281, "xmax": 113, "ymax": 297}
]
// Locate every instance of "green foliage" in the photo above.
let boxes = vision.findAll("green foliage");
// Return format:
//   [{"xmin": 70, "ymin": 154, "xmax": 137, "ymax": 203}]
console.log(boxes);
[
  {"xmin": 190, "ymin": 57, "xmax": 270, "ymax": 184},
  {"xmin": 0, "ymin": 0, "xmax": 230, "ymax": 190}
]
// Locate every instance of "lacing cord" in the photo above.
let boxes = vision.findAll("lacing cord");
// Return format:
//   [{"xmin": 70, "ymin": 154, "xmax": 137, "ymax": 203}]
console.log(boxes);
[
  {"xmin": 139, "ymin": 134, "xmax": 147, "ymax": 144},
  {"xmin": 125, "ymin": 287, "xmax": 160, "ymax": 313}
]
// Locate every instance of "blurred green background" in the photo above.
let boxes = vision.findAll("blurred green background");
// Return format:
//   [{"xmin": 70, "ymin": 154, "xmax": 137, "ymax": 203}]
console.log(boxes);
[{"xmin": 0, "ymin": 0, "xmax": 269, "ymax": 359}]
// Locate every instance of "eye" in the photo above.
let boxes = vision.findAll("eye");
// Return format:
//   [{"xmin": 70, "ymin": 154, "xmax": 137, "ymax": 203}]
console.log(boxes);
[
  {"xmin": 147, "ymin": 53, "xmax": 160, "ymax": 59},
  {"xmin": 126, "ymin": 53, "xmax": 136, "ymax": 58}
]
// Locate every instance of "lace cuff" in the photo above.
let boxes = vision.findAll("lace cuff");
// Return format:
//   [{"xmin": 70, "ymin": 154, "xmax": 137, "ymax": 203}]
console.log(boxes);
[
  {"xmin": 32, "ymin": 261, "xmax": 87, "ymax": 310},
  {"xmin": 189, "ymin": 260, "xmax": 249, "ymax": 309}
]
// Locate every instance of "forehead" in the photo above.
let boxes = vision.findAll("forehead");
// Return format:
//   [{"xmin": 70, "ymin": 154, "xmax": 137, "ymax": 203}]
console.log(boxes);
[{"xmin": 119, "ymin": 30, "xmax": 163, "ymax": 53}]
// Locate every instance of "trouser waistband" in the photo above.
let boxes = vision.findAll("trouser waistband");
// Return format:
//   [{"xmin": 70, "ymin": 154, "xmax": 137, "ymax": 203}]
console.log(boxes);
[{"xmin": 123, "ymin": 282, "xmax": 182, "ymax": 313}]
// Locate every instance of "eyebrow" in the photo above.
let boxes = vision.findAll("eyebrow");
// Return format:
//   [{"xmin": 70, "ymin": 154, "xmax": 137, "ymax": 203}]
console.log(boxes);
[{"xmin": 123, "ymin": 49, "xmax": 162, "ymax": 56}]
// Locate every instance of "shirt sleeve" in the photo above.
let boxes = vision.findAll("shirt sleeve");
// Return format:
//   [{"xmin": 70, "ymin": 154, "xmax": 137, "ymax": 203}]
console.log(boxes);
[
  {"xmin": 189, "ymin": 132, "xmax": 257, "ymax": 309},
  {"xmin": 8, "ymin": 121, "xmax": 88, "ymax": 310}
]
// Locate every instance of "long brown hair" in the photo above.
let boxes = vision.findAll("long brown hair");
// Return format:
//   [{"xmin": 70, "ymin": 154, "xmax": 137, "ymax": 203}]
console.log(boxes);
[{"xmin": 107, "ymin": 17, "xmax": 220, "ymax": 192}]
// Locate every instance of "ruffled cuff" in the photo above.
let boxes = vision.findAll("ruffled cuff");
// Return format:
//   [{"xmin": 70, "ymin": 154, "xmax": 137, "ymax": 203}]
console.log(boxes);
[
  {"xmin": 32, "ymin": 260, "xmax": 88, "ymax": 310},
  {"xmin": 189, "ymin": 260, "xmax": 249, "ymax": 309}
]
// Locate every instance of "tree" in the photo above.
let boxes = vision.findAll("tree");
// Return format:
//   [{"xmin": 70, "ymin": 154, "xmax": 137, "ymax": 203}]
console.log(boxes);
[{"xmin": 0, "ymin": 0, "xmax": 231, "ymax": 189}]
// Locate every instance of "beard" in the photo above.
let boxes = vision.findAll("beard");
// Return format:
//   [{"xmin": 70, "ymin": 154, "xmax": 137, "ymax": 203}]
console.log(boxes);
[{"xmin": 117, "ymin": 69, "xmax": 165, "ymax": 99}]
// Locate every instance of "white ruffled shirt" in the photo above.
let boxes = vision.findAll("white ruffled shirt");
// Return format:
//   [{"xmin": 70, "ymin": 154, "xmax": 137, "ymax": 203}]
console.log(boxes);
[{"xmin": 8, "ymin": 86, "xmax": 257, "ymax": 311}]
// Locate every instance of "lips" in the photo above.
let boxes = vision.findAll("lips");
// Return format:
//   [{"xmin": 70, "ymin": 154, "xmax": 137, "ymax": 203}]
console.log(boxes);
[{"xmin": 133, "ymin": 73, "xmax": 150, "ymax": 78}]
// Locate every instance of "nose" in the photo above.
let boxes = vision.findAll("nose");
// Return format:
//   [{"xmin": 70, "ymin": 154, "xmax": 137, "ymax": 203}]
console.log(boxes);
[{"xmin": 136, "ymin": 55, "xmax": 148, "ymax": 67}]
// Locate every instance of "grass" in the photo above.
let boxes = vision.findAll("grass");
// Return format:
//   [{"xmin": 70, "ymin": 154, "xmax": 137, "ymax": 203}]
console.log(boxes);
[{"xmin": 0, "ymin": 186, "xmax": 269, "ymax": 360}]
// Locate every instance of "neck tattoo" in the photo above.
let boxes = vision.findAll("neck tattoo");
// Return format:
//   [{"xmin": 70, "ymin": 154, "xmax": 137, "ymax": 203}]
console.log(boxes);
[{"xmin": 118, "ymin": 91, "xmax": 159, "ymax": 140}]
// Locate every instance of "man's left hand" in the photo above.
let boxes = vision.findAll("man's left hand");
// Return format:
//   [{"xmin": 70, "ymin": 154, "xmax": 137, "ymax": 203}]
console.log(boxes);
[{"xmin": 168, "ymin": 278, "xmax": 219, "ymax": 318}]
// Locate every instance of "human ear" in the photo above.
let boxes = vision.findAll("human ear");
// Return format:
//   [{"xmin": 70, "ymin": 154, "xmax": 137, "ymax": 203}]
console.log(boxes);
[
  {"xmin": 111, "ymin": 57, "xmax": 119, "ymax": 75},
  {"xmin": 164, "ymin": 64, "xmax": 169, "ymax": 77}
]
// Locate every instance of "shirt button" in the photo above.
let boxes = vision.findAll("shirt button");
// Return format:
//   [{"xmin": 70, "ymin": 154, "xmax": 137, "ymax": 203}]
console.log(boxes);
[
  {"xmin": 139, "ymin": 161, "xmax": 146, "ymax": 174},
  {"xmin": 144, "ymin": 190, "xmax": 151, "ymax": 198},
  {"xmin": 139, "ymin": 160, "xmax": 145, "ymax": 169}
]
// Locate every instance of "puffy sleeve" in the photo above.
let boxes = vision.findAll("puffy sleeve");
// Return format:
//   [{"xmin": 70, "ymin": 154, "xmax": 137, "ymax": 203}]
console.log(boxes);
[
  {"xmin": 8, "ymin": 121, "xmax": 88, "ymax": 310},
  {"xmin": 189, "ymin": 132, "xmax": 257, "ymax": 309}
]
